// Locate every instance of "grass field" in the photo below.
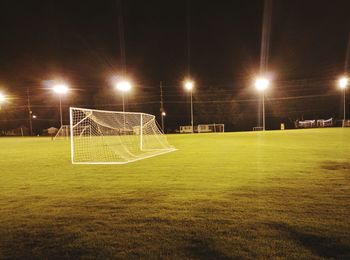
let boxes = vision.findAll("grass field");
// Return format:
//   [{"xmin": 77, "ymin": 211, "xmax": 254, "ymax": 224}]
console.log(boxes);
[{"xmin": 0, "ymin": 128, "xmax": 349, "ymax": 259}]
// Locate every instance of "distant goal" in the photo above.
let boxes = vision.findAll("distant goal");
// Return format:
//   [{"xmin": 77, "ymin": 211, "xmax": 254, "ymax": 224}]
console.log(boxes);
[
  {"xmin": 197, "ymin": 124, "xmax": 224, "ymax": 133},
  {"xmin": 70, "ymin": 107, "xmax": 176, "ymax": 164},
  {"xmin": 54, "ymin": 125, "xmax": 70, "ymax": 140}
]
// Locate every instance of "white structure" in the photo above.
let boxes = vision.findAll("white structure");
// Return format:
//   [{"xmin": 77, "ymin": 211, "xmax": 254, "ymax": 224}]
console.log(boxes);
[
  {"xmin": 317, "ymin": 118, "xmax": 333, "ymax": 127},
  {"xmin": 298, "ymin": 120, "xmax": 316, "ymax": 128},
  {"xmin": 197, "ymin": 124, "xmax": 224, "ymax": 133},
  {"xmin": 54, "ymin": 125, "xmax": 70, "ymax": 139},
  {"xmin": 70, "ymin": 107, "xmax": 176, "ymax": 164},
  {"xmin": 180, "ymin": 125, "xmax": 193, "ymax": 133},
  {"xmin": 253, "ymin": 126, "xmax": 264, "ymax": 131},
  {"xmin": 180, "ymin": 125, "xmax": 196, "ymax": 133}
]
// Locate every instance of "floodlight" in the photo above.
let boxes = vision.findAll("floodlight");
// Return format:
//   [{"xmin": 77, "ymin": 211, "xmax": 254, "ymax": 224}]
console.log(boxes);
[
  {"xmin": 338, "ymin": 77, "xmax": 349, "ymax": 89},
  {"xmin": 338, "ymin": 76, "xmax": 349, "ymax": 126},
  {"xmin": 255, "ymin": 78, "xmax": 270, "ymax": 91},
  {"xmin": 184, "ymin": 80, "xmax": 194, "ymax": 91},
  {"xmin": 183, "ymin": 79, "xmax": 195, "ymax": 132},
  {"xmin": 32, "ymin": 115, "xmax": 37, "ymax": 119},
  {"xmin": 161, "ymin": 111, "xmax": 166, "ymax": 116},
  {"xmin": 116, "ymin": 80, "xmax": 132, "ymax": 92},
  {"xmin": 0, "ymin": 92, "xmax": 5, "ymax": 103},
  {"xmin": 52, "ymin": 83, "xmax": 69, "ymax": 127},
  {"xmin": 53, "ymin": 84, "xmax": 69, "ymax": 94}
]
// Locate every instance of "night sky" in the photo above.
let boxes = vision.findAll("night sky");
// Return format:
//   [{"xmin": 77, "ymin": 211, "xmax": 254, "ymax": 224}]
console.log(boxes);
[{"xmin": 0, "ymin": 0, "xmax": 350, "ymax": 133}]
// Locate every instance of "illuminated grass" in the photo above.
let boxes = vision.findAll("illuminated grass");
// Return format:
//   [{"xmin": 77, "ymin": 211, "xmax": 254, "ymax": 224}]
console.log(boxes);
[{"xmin": 0, "ymin": 128, "xmax": 349, "ymax": 258}]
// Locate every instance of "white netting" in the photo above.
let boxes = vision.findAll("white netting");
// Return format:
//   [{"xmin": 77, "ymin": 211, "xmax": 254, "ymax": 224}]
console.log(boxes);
[
  {"xmin": 70, "ymin": 107, "xmax": 176, "ymax": 164},
  {"xmin": 54, "ymin": 125, "xmax": 70, "ymax": 140},
  {"xmin": 317, "ymin": 118, "xmax": 333, "ymax": 127},
  {"xmin": 298, "ymin": 120, "xmax": 316, "ymax": 128}
]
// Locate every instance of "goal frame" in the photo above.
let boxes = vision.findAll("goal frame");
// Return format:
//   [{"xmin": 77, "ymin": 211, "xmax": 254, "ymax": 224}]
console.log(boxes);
[
  {"xmin": 69, "ymin": 107, "xmax": 176, "ymax": 164},
  {"xmin": 54, "ymin": 125, "xmax": 70, "ymax": 140}
]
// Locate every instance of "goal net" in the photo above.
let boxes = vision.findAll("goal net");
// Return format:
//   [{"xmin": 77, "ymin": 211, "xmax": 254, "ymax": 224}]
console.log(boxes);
[
  {"xmin": 297, "ymin": 120, "xmax": 316, "ymax": 128},
  {"xmin": 70, "ymin": 107, "xmax": 176, "ymax": 164},
  {"xmin": 54, "ymin": 125, "xmax": 70, "ymax": 140},
  {"xmin": 317, "ymin": 118, "xmax": 333, "ymax": 127}
]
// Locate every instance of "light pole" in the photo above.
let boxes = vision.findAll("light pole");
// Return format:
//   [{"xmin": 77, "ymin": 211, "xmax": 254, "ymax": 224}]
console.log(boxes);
[
  {"xmin": 255, "ymin": 77, "xmax": 270, "ymax": 131},
  {"xmin": 338, "ymin": 76, "xmax": 348, "ymax": 127},
  {"xmin": 0, "ymin": 92, "xmax": 6, "ymax": 134},
  {"xmin": 161, "ymin": 111, "xmax": 166, "ymax": 133},
  {"xmin": 115, "ymin": 80, "xmax": 132, "ymax": 113},
  {"xmin": 53, "ymin": 84, "xmax": 69, "ymax": 127},
  {"xmin": 184, "ymin": 80, "xmax": 194, "ymax": 133},
  {"xmin": 0, "ymin": 92, "xmax": 5, "ymax": 110},
  {"xmin": 115, "ymin": 79, "xmax": 132, "ymax": 132}
]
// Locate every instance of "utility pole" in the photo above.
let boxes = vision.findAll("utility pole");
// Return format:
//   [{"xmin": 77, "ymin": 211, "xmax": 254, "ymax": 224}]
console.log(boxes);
[
  {"xmin": 160, "ymin": 81, "xmax": 165, "ymax": 132},
  {"xmin": 27, "ymin": 88, "xmax": 33, "ymax": 136}
]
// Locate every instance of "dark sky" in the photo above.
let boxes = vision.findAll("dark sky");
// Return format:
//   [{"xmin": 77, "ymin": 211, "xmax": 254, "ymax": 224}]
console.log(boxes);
[{"xmin": 0, "ymin": 0, "xmax": 350, "ymax": 132}]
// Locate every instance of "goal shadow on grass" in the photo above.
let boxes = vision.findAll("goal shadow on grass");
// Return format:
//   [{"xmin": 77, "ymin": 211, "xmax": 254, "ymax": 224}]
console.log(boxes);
[
  {"xmin": 321, "ymin": 161, "xmax": 350, "ymax": 172},
  {"xmin": 184, "ymin": 237, "xmax": 231, "ymax": 259},
  {"xmin": 267, "ymin": 222, "xmax": 350, "ymax": 259}
]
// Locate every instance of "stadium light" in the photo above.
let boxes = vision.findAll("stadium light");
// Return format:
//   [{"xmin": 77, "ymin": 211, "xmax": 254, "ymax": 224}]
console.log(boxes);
[
  {"xmin": 115, "ymin": 79, "xmax": 132, "ymax": 113},
  {"xmin": 52, "ymin": 83, "xmax": 69, "ymax": 127},
  {"xmin": 0, "ymin": 92, "xmax": 6, "ymax": 103},
  {"xmin": 338, "ymin": 76, "xmax": 348, "ymax": 126},
  {"xmin": 184, "ymin": 79, "xmax": 195, "ymax": 133},
  {"xmin": 255, "ymin": 77, "xmax": 270, "ymax": 131},
  {"xmin": 184, "ymin": 80, "xmax": 194, "ymax": 91},
  {"xmin": 160, "ymin": 111, "xmax": 166, "ymax": 133},
  {"xmin": 338, "ymin": 77, "xmax": 348, "ymax": 90},
  {"xmin": 116, "ymin": 80, "xmax": 132, "ymax": 92},
  {"xmin": 0, "ymin": 92, "xmax": 6, "ymax": 110},
  {"xmin": 255, "ymin": 78, "xmax": 270, "ymax": 91},
  {"xmin": 53, "ymin": 84, "xmax": 69, "ymax": 94}
]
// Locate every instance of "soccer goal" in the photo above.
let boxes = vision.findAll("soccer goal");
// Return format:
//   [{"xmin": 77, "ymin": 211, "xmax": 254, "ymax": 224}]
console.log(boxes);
[
  {"xmin": 253, "ymin": 126, "xmax": 263, "ymax": 131},
  {"xmin": 70, "ymin": 107, "xmax": 176, "ymax": 164},
  {"xmin": 54, "ymin": 125, "xmax": 70, "ymax": 140},
  {"xmin": 197, "ymin": 124, "xmax": 224, "ymax": 133},
  {"xmin": 317, "ymin": 118, "xmax": 333, "ymax": 127},
  {"xmin": 297, "ymin": 120, "xmax": 316, "ymax": 128}
]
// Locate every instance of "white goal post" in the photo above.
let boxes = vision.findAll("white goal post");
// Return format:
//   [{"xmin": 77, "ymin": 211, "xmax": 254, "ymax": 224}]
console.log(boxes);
[
  {"xmin": 317, "ymin": 118, "xmax": 333, "ymax": 127},
  {"xmin": 297, "ymin": 120, "xmax": 316, "ymax": 128},
  {"xmin": 54, "ymin": 125, "xmax": 70, "ymax": 140},
  {"xmin": 70, "ymin": 107, "xmax": 176, "ymax": 164}
]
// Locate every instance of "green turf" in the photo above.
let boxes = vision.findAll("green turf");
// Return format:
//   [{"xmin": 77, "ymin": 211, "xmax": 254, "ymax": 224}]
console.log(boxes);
[{"xmin": 0, "ymin": 128, "xmax": 349, "ymax": 259}]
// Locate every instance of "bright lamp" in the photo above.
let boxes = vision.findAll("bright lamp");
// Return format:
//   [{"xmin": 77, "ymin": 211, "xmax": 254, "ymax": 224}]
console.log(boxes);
[
  {"xmin": 0, "ymin": 92, "xmax": 5, "ymax": 103},
  {"xmin": 116, "ymin": 80, "xmax": 132, "ymax": 92},
  {"xmin": 184, "ymin": 80, "xmax": 194, "ymax": 91},
  {"xmin": 255, "ymin": 78, "xmax": 270, "ymax": 91},
  {"xmin": 338, "ymin": 77, "xmax": 348, "ymax": 89},
  {"xmin": 53, "ymin": 84, "xmax": 69, "ymax": 94}
]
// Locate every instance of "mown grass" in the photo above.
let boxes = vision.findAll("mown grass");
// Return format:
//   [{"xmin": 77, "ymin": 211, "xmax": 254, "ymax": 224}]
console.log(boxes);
[{"xmin": 0, "ymin": 128, "xmax": 349, "ymax": 259}]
